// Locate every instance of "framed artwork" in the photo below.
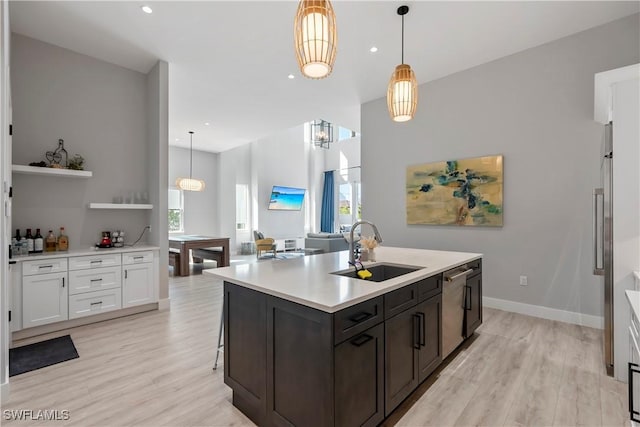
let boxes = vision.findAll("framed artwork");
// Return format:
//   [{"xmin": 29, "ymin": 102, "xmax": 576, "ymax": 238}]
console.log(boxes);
[{"xmin": 406, "ymin": 155, "xmax": 503, "ymax": 226}]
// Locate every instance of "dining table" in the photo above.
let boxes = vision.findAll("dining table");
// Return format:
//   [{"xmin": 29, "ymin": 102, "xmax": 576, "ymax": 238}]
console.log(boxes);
[{"xmin": 168, "ymin": 235, "xmax": 230, "ymax": 277}]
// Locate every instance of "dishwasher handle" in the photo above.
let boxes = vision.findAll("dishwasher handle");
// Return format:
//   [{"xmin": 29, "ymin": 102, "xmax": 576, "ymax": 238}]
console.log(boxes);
[{"xmin": 445, "ymin": 268, "xmax": 473, "ymax": 282}]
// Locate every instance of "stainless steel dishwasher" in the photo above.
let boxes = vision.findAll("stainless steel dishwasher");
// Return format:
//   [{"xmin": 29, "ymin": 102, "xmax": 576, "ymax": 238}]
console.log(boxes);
[{"xmin": 442, "ymin": 265, "xmax": 474, "ymax": 358}]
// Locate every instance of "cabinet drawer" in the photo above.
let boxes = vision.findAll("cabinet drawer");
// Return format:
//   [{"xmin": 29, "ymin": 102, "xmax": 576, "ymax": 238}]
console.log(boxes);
[
  {"xmin": 123, "ymin": 251, "xmax": 153, "ymax": 265},
  {"xmin": 385, "ymin": 283, "xmax": 418, "ymax": 319},
  {"xmin": 69, "ymin": 266, "xmax": 122, "ymax": 295},
  {"xmin": 69, "ymin": 288, "xmax": 122, "ymax": 319},
  {"xmin": 334, "ymin": 296, "xmax": 383, "ymax": 345},
  {"xmin": 417, "ymin": 274, "xmax": 442, "ymax": 302},
  {"xmin": 468, "ymin": 259, "xmax": 482, "ymax": 275},
  {"xmin": 69, "ymin": 254, "xmax": 121, "ymax": 271},
  {"xmin": 22, "ymin": 258, "xmax": 68, "ymax": 276}
]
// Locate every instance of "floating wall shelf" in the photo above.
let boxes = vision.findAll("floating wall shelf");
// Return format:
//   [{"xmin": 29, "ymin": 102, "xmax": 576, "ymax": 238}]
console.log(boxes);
[
  {"xmin": 12, "ymin": 164, "xmax": 93, "ymax": 178},
  {"xmin": 88, "ymin": 203, "xmax": 153, "ymax": 210}
]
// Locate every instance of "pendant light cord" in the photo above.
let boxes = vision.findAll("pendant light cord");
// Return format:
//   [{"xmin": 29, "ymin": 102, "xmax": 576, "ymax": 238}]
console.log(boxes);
[
  {"xmin": 401, "ymin": 14, "xmax": 404, "ymax": 64},
  {"xmin": 189, "ymin": 131, "xmax": 194, "ymax": 180}
]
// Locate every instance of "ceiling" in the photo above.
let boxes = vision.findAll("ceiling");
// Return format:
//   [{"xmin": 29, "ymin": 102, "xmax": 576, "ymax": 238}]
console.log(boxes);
[{"xmin": 9, "ymin": 1, "xmax": 639, "ymax": 153}]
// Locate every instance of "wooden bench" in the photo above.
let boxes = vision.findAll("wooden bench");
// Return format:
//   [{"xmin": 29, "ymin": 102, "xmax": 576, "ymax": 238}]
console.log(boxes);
[
  {"xmin": 168, "ymin": 251, "xmax": 181, "ymax": 276},
  {"xmin": 192, "ymin": 247, "xmax": 224, "ymax": 267}
]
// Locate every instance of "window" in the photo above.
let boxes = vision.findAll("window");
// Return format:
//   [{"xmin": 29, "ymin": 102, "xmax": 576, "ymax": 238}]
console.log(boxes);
[
  {"xmin": 236, "ymin": 184, "xmax": 249, "ymax": 231},
  {"xmin": 168, "ymin": 188, "xmax": 184, "ymax": 233},
  {"xmin": 338, "ymin": 180, "xmax": 361, "ymax": 229}
]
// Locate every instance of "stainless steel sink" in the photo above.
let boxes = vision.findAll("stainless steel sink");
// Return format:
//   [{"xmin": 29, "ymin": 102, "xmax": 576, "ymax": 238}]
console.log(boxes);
[{"xmin": 331, "ymin": 263, "xmax": 423, "ymax": 282}]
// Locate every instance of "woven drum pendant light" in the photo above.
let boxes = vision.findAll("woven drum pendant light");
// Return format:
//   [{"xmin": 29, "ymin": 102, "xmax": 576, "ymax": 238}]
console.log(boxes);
[
  {"xmin": 387, "ymin": 5, "xmax": 417, "ymax": 122},
  {"xmin": 294, "ymin": 0, "xmax": 337, "ymax": 79},
  {"xmin": 176, "ymin": 131, "xmax": 205, "ymax": 192}
]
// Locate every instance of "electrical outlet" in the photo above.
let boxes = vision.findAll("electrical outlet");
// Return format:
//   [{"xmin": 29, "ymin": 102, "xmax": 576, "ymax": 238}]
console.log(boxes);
[{"xmin": 520, "ymin": 276, "xmax": 528, "ymax": 286}]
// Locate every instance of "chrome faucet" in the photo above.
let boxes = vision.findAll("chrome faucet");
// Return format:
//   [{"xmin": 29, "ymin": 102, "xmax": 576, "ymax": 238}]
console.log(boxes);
[{"xmin": 349, "ymin": 220, "xmax": 383, "ymax": 265}]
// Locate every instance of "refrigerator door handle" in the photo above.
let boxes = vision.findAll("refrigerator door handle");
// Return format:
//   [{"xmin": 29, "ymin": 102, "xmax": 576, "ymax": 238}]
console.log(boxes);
[{"xmin": 593, "ymin": 188, "xmax": 605, "ymax": 276}]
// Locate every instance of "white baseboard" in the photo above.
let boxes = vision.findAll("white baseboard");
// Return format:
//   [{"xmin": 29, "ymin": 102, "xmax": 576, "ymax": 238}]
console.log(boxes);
[
  {"xmin": 1, "ymin": 381, "xmax": 9, "ymax": 404},
  {"xmin": 158, "ymin": 298, "xmax": 170, "ymax": 311},
  {"xmin": 483, "ymin": 296, "xmax": 604, "ymax": 330}
]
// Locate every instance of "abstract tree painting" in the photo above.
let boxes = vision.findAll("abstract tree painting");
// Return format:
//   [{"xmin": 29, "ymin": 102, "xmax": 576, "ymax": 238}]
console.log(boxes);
[{"xmin": 406, "ymin": 155, "xmax": 503, "ymax": 226}]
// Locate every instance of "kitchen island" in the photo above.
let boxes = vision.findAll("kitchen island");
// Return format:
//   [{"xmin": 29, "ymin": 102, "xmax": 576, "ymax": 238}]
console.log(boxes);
[{"xmin": 204, "ymin": 247, "xmax": 482, "ymax": 427}]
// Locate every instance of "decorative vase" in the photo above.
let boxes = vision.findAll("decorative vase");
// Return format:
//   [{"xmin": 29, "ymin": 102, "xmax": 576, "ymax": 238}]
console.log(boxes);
[{"xmin": 368, "ymin": 248, "xmax": 376, "ymax": 262}]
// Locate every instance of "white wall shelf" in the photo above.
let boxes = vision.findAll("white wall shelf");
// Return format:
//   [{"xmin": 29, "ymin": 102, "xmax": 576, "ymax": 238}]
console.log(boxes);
[
  {"xmin": 88, "ymin": 203, "xmax": 153, "ymax": 210},
  {"xmin": 12, "ymin": 164, "xmax": 93, "ymax": 178}
]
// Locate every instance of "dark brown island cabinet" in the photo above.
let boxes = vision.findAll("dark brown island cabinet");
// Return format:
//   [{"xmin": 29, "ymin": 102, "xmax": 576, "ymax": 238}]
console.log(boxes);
[{"xmin": 223, "ymin": 260, "xmax": 482, "ymax": 427}]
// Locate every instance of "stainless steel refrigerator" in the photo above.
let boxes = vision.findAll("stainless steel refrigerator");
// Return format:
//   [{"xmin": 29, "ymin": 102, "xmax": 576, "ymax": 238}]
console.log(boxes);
[{"xmin": 593, "ymin": 122, "xmax": 613, "ymax": 377}]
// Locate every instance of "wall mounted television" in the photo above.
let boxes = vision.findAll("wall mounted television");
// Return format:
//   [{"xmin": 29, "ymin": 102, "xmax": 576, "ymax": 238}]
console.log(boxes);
[{"xmin": 268, "ymin": 186, "xmax": 306, "ymax": 211}]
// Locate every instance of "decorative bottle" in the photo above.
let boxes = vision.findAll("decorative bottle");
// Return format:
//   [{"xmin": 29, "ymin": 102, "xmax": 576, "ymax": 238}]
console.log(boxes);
[
  {"xmin": 45, "ymin": 230, "xmax": 57, "ymax": 252},
  {"xmin": 57, "ymin": 227, "xmax": 69, "ymax": 251},
  {"xmin": 34, "ymin": 229, "xmax": 43, "ymax": 253},
  {"xmin": 25, "ymin": 228, "xmax": 34, "ymax": 254},
  {"xmin": 14, "ymin": 229, "xmax": 21, "ymax": 241}
]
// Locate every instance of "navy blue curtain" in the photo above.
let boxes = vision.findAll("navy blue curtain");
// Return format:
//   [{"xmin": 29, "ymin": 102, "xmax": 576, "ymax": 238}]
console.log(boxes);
[{"xmin": 320, "ymin": 171, "xmax": 335, "ymax": 232}]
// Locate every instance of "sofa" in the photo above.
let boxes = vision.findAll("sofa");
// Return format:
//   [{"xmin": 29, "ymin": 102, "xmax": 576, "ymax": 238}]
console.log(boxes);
[{"xmin": 304, "ymin": 232, "xmax": 349, "ymax": 253}]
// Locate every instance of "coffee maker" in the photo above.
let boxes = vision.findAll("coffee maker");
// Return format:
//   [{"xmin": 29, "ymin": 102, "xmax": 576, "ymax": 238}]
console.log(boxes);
[{"xmin": 97, "ymin": 231, "xmax": 113, "ymax": 248}]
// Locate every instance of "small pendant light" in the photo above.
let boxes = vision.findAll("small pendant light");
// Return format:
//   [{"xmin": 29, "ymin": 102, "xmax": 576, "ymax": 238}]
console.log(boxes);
[
  {"xmin": 387, "ymin": 5, "xmax": 418, "ymax": 122},
  {"xmin": 176, "ymin": 131, "xmax": 205, "ymax": 192},
  {"xmin": 294, "ymin": 0, "xmax": 338, "ymax": 79}
]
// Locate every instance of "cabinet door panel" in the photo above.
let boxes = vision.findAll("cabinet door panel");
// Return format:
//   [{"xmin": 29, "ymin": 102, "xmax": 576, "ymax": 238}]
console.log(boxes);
[
  {"xmin": 335, "ymin": 323, "xmax": 384, "ymax": 427},
  {"xmin": 465, "ymin": 274, "xmax": 482, "ymax": 337},
  {"xmin": 225, "ymin": 282, "xmax": 267, "ymax": 425},
  {"xmin": 23, "ymin": 272, "xmax": 68, "ymax": 327},
  {"xmin": 267, "ymin": 297, "xmax": 333, "ymax": 427},
  {"xmin": 418, "ymin": 294, "xmax": 442, "ymax": 382},
  {"xmin": 122, "ymin": 263, "xmax": 154, "ymax": 307},
  {"xmin": 385, "ymin": 308, "xmax": 419, "ymax": 416}
]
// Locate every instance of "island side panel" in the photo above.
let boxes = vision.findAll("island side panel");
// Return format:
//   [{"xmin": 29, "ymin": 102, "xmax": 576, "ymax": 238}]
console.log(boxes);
[
  {"xmin": 224, "ymin": 282, "xmax": 267, "ymax": 425},
  {"xmin": 266, "ymin": 296, "xmax": 334, "ymax": 427}
]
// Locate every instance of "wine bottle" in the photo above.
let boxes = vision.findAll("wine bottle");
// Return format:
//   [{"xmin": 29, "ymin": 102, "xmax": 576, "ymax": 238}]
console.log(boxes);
[
  {"xmin": 57, "ymin": 227, "xmax": 69, "ymax": 251},
  {"xmin": 45, "ymin": 230, "xmax": 57, "ymax": 252},
  {"xmin": 25, "ymin": 228, "xmax": 34, "ymax": 254},
  {"xmin": 34, "ymin": 229, "xmax": 44, "ymax": 253},
  {"xmin": 14, "ymin": 229, "xmax": 21, "ymax": 241}
]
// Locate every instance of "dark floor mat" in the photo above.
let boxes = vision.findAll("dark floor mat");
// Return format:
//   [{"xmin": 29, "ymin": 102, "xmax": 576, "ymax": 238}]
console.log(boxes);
[{"xmin": 9, "ymin": 335, "xmax": 79, "ymax": 377}]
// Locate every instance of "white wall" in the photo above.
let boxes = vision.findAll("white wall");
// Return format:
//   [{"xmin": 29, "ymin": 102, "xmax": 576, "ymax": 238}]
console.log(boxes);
[
  {"xmin": 11, "ymin": 34, "xmax": 150, "ymax": 247},
  {"xmin": 168, "ymin": 145, "xmax": 219, "ymax": 236},
  {"xmin": 219, "ymin": 143, "xmax": 252, "ymax": 252},
  {"xmin": 251, "ymin": 125, "xmax": 308, "ymax": 238},
  {"xmin": 146, "ymin": 60, "xmax": 169, "ymax": 303},
  {"xmin": 361, "ymin": 14, "xmax": 639, "ymax": 319}
]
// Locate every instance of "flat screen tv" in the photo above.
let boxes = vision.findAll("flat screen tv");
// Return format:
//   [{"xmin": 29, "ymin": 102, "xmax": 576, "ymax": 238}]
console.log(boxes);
[{"xmin": 268, "ymin": 186, "xmax": 306, "ymax": 211}]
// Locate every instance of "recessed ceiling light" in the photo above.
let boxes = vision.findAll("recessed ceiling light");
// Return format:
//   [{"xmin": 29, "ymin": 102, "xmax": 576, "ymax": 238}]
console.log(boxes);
[
  {"xmin": 141, "ymin": 5, "xmax": 153, "ymax": 14},
  {"xmin": 369, "ymin": 46, "xmax": 378, "ymax": 53},
  {"xmin": 288, "ymin": 74, "xmax": 295, "ymax": 80},
  {"xmin": 204, "ymin": 122, "xmax": 210, "ymax": 126}
]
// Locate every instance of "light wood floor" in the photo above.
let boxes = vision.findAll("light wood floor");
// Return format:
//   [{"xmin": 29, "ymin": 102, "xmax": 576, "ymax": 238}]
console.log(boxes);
[{"xmin": 3, "ymin": 273, "xmax": 628, "ymax": 426}]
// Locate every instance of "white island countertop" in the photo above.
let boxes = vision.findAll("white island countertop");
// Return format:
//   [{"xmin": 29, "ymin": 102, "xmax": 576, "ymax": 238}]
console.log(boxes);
[
  {"xmin": 10, "ymin": 244, "xmax": 160, "ymax": 262},
  {"xmin": 204, "ymin": 246, "xmax": 481, "ymax": 313}
]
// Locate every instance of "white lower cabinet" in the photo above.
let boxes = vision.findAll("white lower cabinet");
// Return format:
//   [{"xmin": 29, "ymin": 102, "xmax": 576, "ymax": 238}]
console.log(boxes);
[
  {"xmin": 69, "ymin": 288, "xmax": 122, "ymax": 319},
  {"xmin": 16, "ymin": 249, "xmax": 158, "ymax": 332},
  {"xmin": 22, "ymin": 271, "xmax": 68, "ymax": 328},
  {"xmin": 122, "ymin": 262, "xmax": 155, "ymax": 308}
]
